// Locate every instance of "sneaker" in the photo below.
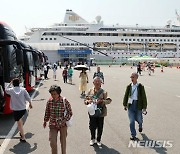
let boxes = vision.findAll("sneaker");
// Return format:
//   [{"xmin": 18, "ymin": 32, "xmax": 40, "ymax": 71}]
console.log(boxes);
[
  {"xmin": 139, "ymin": 128, "xmax": 143, "ymax": 133},
  {"xmin": 97, "ymin": 142, "xmax": 102, "ymax": 146},
  {"xmin": 89, "ymin": 139, "xmax": 96, "ymax": 146},
  {"xmin": 130, "ymin": 136, "xmax": 138, "ymax": 141}
]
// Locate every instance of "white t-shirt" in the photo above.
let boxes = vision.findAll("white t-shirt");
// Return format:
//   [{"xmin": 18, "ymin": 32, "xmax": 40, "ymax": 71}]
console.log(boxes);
[{"xmin": 5, "ymin": 86, "xmax": 31, "ymax": 111}]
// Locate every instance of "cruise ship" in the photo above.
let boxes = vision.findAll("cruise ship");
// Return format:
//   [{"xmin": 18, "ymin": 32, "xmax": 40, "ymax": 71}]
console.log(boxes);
[{"xmin": 20, "ymin": 9, "xmax": 180, "ymax": 64}]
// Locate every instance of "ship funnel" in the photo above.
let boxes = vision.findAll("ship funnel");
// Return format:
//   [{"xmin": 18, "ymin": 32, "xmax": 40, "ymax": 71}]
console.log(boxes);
[{"xmin": 64, "ymin": 10, "xmax": 88, "ymax": 24}]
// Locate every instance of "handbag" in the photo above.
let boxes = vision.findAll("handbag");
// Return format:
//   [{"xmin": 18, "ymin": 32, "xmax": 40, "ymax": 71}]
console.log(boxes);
[
  {"xmin": 63, "ymin": 97, "xmax": 73, "ymax": 127},
  {"xmin": 91, "ymin": 104, "xmax": 103, "ymax": 117},
  {"xmin": 90, "ymin": 89, "xmax": 104, "ymax": 117}
]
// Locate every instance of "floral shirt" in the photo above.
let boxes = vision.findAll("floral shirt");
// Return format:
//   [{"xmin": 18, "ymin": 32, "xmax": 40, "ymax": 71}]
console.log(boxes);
[{"xmin": 44, "ymin": 96, "xmax": 72, "ymax": 128}]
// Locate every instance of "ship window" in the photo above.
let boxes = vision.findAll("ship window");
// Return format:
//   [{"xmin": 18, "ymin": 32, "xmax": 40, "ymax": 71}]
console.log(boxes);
[
  {"xmin": 141, "ymin": 39, "xmax": 143, "ymax": 41},
  {"xmin": 50, "ymin": 38, "xmax": 52, "ymax": 40},
  {"xmin": 125, "ymin": 39, "xmax": 128, "ymax": 41},
  {"xmin": 171, "ymin": 39, "xmax": 173, "ymax": 42},
  {"xmin": 156, "ymin": 39, "xmax": 159, "ymax": 41},
  {"xmin": 137, "ymin": 39, "xmax": 139, "ymax": 41},
  {"xmin": 129, "ymin": 39, "xmax": 131, "ymax": 41},
  {"xmin": 131, "ymin": 34, "xmax": 134, "ymax": 36},
  {"xmin": 45, "ymin": 38, "xmax": 48, "ymax": 40},
  {"xmin": 145, "ymin": 39, "xmax": 147, "ymax": 41},
  {"xmin": 160, "ymin": 39, "xmax": 162, "ymax": 41},
  {"xmin": 121, "ymin": 39, "xmax": 124, "ymax": 41},
  {"xmin": 149, "ymin": 39, "xmax": 151, "ymax": 41},
  {"xmin": 133, "ymin": 39, "xmax": 135, "ymax": 41},
  {"xmin": 54, "ymin": 38, "xmax": 57, "ymax": 40},
  {"xmin": 167, "ymin": 39, "xmax": 170, "ymax": 42},
  {"xmin": 41, "ymin": 38, "xmax": 43, "ymax": 40}
]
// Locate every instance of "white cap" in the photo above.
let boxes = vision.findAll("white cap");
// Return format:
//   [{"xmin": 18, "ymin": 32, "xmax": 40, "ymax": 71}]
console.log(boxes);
[{"xmin": 87, "ymin": 103, "xmax": 95, "ymax": 115}]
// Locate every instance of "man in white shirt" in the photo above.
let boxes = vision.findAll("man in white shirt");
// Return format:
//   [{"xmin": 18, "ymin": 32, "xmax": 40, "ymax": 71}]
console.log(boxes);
[
  {"xmin": 5, "ymin": 78, "xmax": 32, "ymax": 142},
  {"xmin": 123, "ymin": 73, "xmax": 147, "ymax": 141}
]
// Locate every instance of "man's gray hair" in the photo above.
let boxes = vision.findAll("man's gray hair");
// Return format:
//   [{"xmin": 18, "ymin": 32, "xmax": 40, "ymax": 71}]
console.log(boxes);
[
  {"xmin": 93, "ymin": 76, "xmax": 103, "ymax": 83},
  {"xmin": 131, "ymin": 72, "xmax": 139, "ymax": 78}
]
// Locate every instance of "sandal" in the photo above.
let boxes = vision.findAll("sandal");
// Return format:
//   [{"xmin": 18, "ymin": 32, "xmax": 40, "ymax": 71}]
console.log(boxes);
[{"xmin": 20, "ymin": 138, "xmax": 26, "ymax": 142}]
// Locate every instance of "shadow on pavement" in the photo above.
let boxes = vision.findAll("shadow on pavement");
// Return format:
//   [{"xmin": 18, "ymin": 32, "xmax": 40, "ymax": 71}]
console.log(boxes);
[
  {"xmin": 80, "ymin": 95, "xmax": 86, "ymax": 99},
  {"xmin": 0, "ymin": 113, "xmax": 14, "ymax": 136},
  {"xmin": 93, "ymin": 144, "xmax": 121, "ymax": 154},
  {"xmin": 9, "ymin": 142, "xmax": 37, "ymax": 154},
  {"xmin": 141, "ymin": 133, "xmax": 167, "ymax": 154}
]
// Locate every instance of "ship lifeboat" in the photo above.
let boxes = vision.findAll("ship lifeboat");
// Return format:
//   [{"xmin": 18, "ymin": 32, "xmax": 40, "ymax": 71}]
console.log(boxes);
[
  {"xmin": 162, "ymin": 43, "xmax": 176, "ymax": 49},
  {"xmin": 94, "ymin": 42, "xmax": 111, "ymax": 49},
  {"xmin": 113, "ymin": 43, "xmax": 128, "ymax": 49},
  {"xmin": 129, "ymin": 43, "xmax": 143, "ymax": 49},
  {"xmin": 147, "ymin": 43, "xmax": 161, "ymax": 50}
]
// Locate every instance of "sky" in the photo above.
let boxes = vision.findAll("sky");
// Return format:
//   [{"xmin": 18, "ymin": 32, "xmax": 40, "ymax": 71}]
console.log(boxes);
[{"xmin": 0, "ymin": 0, "xmax": 180, "ymax": 37}]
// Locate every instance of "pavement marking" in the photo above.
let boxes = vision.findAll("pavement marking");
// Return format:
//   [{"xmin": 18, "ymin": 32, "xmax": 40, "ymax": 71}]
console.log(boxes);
[{"xmin": 0, "ymin": 80, "xmax": 42, "ymax": 154}]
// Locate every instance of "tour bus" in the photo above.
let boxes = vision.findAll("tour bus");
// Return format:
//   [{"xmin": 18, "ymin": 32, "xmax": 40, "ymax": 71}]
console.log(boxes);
[
  {"xmin": 18, "ymin": 41, "xmax": 37, "ymax": 91},
  {"xmin": 0, "ymin": 22, "xmax": 47, "ymax": 114},
  {"xmin": 0, "ymin": 22, "xmax": 24, "ymax": 114},
  {"xmin": 31, "ymin": 48, "xmax": 47, "ymax": 81},
  {"xmin": 19, "ymin": 42, "xmax": 47, "ymax": 87}
]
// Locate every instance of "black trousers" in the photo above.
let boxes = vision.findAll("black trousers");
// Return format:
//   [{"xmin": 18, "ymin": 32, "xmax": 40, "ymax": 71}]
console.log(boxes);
[
  {"xmin": 44, "ymin": 71, "xmax": 48, "ymax": 79},
  {"xmin": 89, "ymin": 116, "xmax": 104, "ymax": 142},
  {"xmin": 63, "ymin": 76, "xmax": 67, "ymax": 83}
]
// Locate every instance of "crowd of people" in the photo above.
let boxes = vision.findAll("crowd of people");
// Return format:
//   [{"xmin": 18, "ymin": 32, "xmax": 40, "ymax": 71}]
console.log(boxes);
[
  {"xmin": 5, "ymin": 64, "xmax": 148, "ymax": 154},
  {"xmin": 135, "ymin": 61, "xmax": 156, "ymax": 76}
]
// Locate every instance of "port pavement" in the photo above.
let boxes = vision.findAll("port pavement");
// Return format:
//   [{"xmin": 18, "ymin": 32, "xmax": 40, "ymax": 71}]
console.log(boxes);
[{"xmin": 1, "ymin": 65, "xmax": 180, "ymax": 154}]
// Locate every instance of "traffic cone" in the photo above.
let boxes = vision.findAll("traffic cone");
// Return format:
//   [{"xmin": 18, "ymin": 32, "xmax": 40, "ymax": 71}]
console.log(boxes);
[{"xmin": 161, "ymin": 67, "xmax": 163, "ymax": 72}]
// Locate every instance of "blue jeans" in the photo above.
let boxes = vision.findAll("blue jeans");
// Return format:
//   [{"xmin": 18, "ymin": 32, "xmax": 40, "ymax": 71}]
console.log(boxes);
[{"xmin": 128, "ymin": 100, "xmax": 143, "ymax": 137}]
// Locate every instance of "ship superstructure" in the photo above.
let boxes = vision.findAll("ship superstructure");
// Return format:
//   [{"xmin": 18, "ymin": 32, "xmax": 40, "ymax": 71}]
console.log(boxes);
[{"xmin": 20, "ymin": 9, "xmax": 180, "ymax": 64}]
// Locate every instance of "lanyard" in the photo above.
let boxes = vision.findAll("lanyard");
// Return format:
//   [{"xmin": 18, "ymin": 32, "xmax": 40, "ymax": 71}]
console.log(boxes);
[{"xmin": 131, "ymin": 85, "xmax": 137, "ymax": 97}]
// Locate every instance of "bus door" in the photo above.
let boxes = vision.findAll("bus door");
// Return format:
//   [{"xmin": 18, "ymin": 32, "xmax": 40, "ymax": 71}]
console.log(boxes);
[
  {"xmin": 32, "ymin": 50, "xmax": 41, "ymax": 81},
  {"xmin": 24, "ymin": 50, "xmax": 36, "ymax": 91}
]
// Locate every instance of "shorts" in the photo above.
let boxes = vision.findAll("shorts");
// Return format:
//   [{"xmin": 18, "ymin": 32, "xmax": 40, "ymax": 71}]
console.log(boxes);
[
  {"xmin": 13, "ymin": 109, "xmax": 26, "ymax": 121},
  {"xmin": 53, "ymin": 71, "xmax": 56, "ymax": 76}
]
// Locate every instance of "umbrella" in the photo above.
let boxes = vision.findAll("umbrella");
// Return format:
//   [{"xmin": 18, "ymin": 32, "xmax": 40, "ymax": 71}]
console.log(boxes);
[{"xmin": 74, "ymin": 65, "xmax": 89, "ymax": 71}]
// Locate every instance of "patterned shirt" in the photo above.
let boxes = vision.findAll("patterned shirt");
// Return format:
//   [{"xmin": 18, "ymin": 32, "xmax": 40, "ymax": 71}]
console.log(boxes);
[
  {"xmin": 93, "ymin": 72, "xmax": 104, "ymax": 83},
  {"xmin": 44, "ymin": 96, "xmax": 72, "ymax": 128}
]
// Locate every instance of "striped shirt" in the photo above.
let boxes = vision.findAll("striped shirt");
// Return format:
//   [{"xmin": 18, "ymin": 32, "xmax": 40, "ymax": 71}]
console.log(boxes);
[
  {"xmin": 93, "ymin": 72, "xmax": 104, "ymax": 82},
  {"xmin": 44, "ymin": 96, "xmax": 72, "ymax": 128}
]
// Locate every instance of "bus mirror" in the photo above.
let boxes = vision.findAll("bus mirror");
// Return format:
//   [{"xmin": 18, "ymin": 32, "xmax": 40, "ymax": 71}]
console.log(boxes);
[{"xmin": 15, "ymin": 49, "xmax": 24, "ymax": 65}]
